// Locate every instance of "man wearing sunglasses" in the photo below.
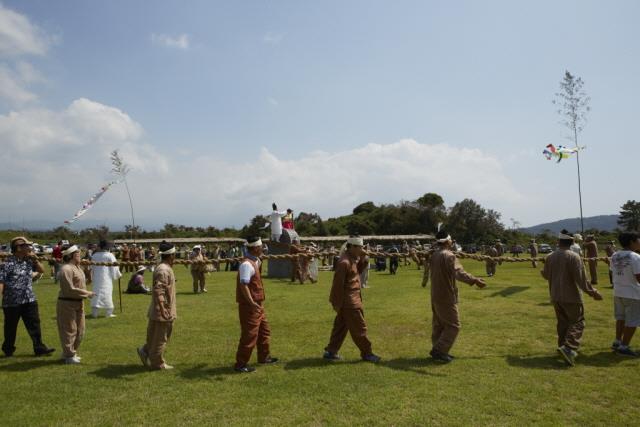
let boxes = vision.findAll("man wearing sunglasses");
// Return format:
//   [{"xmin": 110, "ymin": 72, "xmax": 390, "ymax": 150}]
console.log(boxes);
[{"xmin": 0, "ymin": 236, "xmax": 55, "ymax": 357}]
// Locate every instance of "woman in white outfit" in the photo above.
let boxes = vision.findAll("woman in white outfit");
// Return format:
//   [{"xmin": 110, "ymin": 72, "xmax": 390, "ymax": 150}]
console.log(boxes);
[{"xmin": 90, "ymin": 240, "xmax": 122, "ymax": 318}]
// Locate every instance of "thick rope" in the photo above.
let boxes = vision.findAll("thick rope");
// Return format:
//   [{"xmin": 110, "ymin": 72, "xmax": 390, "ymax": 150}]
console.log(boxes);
[{"xmin": 0, "ymin": 250, "xmax": 610, "ymax": 267}]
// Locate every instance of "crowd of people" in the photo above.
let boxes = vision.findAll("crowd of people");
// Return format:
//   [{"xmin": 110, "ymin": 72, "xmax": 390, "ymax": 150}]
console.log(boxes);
[{"xmin": 1, "ymin": 223, "xmax": 638, "ymax": 370}]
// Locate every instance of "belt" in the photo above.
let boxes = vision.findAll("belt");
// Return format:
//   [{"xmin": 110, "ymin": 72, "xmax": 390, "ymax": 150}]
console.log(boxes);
[{"xmin": 58, "ymin": 297, "xmax": 83, "ymax": 302}]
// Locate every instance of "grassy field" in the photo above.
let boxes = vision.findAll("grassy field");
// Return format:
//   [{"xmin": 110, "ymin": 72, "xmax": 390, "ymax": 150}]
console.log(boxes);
[{"xmin": 0, "ymin": 258, "xmax": 638, "ymax": 426}]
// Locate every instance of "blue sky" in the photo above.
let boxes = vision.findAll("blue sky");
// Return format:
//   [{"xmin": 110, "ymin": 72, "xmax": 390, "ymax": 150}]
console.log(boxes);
[{"xmin": 1, "ymin": 1, "xmax": 638, "ymax": 230}]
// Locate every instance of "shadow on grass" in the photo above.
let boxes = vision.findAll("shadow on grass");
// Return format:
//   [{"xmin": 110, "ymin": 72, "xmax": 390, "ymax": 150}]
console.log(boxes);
[
  {"xmin": 179, "ymin": 363, "xmax": 237, "ymax": 380},
  {"xmin": 489, "ymin": 286, "xmax": 530, "ymax": 298},
  {"xmin": 0, "ymin": 358, "xmax": 60, "ymax": 372},
  {"xmin": 283, "ymin": 357, "xmax": 446, "ymax": 377},
  {"xmin": 284, "ymin": 357, "xmax": 360, "ymax": 371},
  {"xmin": 506, "ymin": 351, "xmax": 633, "ymax": 369},
  {"xmin": 381, "ymin": 357, "xmax": 446, "ymax": 377},
  {"xmin": 89, "ymin": 364, "xmax": 149, "ymax": 379}
]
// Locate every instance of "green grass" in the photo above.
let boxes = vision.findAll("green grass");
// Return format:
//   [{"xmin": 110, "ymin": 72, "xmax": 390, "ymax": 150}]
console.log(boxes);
[{"xmin": 0, "ymin": 259, "xmax": 637, "ymax": 426}]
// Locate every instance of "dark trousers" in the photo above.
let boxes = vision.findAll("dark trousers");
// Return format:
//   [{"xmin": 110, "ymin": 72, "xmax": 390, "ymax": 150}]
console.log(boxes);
[
  {"xmin": 2, "ymin": 301, "xmax": 47, "ymax": 356},
  {"xmin": 389, "ymin": 258, "xmax": 399, "ymax": 274},
  {"xmin": 325, "ymin": 308, "xmax": 372, "ymax": 357},
  {"xmin": 553, "ymin": 302, "xmax": 585, "ymax": 351}
]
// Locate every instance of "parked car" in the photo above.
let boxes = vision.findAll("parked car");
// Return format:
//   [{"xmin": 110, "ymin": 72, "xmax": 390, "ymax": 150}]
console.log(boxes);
[{"xmin": 538, "ymin": 244, "xmax": 553, "ymax": 254}]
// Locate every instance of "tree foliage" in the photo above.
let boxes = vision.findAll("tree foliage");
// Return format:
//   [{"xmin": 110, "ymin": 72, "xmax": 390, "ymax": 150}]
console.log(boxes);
[{"xmin": 618, "ymin": 200, "xmax": 640, "ymax": 231}]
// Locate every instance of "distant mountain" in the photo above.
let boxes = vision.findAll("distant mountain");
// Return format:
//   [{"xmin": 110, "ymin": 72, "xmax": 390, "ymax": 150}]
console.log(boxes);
[{"xmin": 521, "ymin": 215, "xmax": 619, "ymax": 235}]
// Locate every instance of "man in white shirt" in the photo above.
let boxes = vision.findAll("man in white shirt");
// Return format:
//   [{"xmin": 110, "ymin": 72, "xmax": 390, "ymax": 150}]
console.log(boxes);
[
  {"xmin": 267, "ymin": 203, "xmax": 287, "ymax": 243},
  {"xmin": 610, "ymin": 232, "xmax": 640, "ymax": 356},
  {"xmin": 570, "ymin": 233, "xmax": 583, "ymax": 256}
]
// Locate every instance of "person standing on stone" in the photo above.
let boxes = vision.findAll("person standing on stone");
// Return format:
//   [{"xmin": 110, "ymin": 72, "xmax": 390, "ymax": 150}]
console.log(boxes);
[
  {"xmin": 323, "ymin": 236, "xmax": 381, "ymax": 363},
  {"xmin": 605, "ymin": 240, "xmax": 617, "ymax": 286},
  {"xmin": 529, "ymin": 239, "xmax": 539, "ymax": 268},
  {"xmin": 234, "ymin": 236, "xmax": 278, "ymax": 372},
  {"xmin": 541, "ymin": 230, "xmax": 602, "ymax": 366},
  {"xmin": 0, "ymin": 236, "xmax": 55, "ymax": 358},
  {"xmin": 609, "ymin": 232, "xmax": 640, "ymax": 356},
  {"xmin": 57, "ymin": 244, "xmax": 95, "ymax": 364},
  {"xmin": 90, "ymin": 240, "xmax": 122, "ymax": 318},
  {"xmin": 268, "ymin": 203, "xmax": 287, "ymax": 243},
  {"xmin": 137, "ymin": 241, "xmax": 177, "ymax": 370},
  {"xmin": 426, "ymin": 231, "xmax": 486, "ymax": 363},
  {"xmin": 584, "ymin": 235, "xmax": 599, "ymax": 285},
  {"xmin": 485, "ymin": 244, "xmax": 498, "ymax": 277},
  {"xmin": 190, "ymin": 245, "xmax": 208, "ymax": 293}
]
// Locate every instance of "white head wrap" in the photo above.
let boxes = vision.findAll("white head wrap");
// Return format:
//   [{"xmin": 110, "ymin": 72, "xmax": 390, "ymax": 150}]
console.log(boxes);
[
  {"xmin": 158, "ymin": 246, "xmax": 176, "ymax": 255},
  {"xmin": 247, "ymin": 238, "xmax": 263, "ymax": 248},
  {"xmin": 573, "ymin": 233, "xmax": 583, "ymax": 242},
  {"xmin": 62, "ymin": 245, "xmax": 79, "ymax": 256},
  {"xmin": 437, "ymin": 235, "xmax": 452, "ymax": 244},
  {"xmin": 558, "ymin": 232, "xmax": 574, "ymax": 240},
  {"xmin": 193, "ymin": 245, "xmax": 201, "ymax": 250},
  {"xmin": 346, "ymin": 236, "xmax": 364, "ymax": 246}
]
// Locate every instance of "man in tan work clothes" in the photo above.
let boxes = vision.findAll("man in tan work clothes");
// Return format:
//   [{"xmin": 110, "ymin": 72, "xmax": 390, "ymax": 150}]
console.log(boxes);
[
  {"xmin": 137, "ymin": 241, "xmax": 177, "ymax": 370},
  {"xmin": 495, "ymin": 239, "xmax": 505, "ymax": 265},
  {"xmin": 190, "ymin": 245, "xmax": 208, "ymax": 293},
  {"xmin": 541, "ymin": 230, "xmax": 602, "ymax": 366},
  {"xmin": 234, "ymin": 236, "xmax": 278, "ymax": 373},
  {"xmin": 57, "ymin": 245, "xmax": 95, "ymax": 364},
  {"xmin": 323, "ymin": 236, "xmax": 381, "ymax": 363},
  {"xmin": 485, "ymin": 245, "xmax": 498, "ymax": 277},
  {"xmin": 529, "ymin": 239, "xmax": 539, "ymax": 268},
  {"xmin": 605, "ymin": 240, "xmax": 616, "ymax": 286},
  {"xmin": 584, "ymin": 235, "xmax": 599, "ymax": 285},
  {"xmin": 121, "ymin": 244, "xmax": 131, "ymax": 273},
  {"xmin": 424, "ymin": 231, "xmax": 486, "ymax": 363}
]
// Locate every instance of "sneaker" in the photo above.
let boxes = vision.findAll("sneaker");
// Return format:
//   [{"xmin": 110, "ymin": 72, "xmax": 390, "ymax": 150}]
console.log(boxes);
[
  {"xmin": 107, "ymin": 314, "xmax": 117, "ymax": 318},
  {"xmin": 557, "ymin": 346, "xmax": 577, "ymax": 366},
  {"xmin": 616, "ymin": 346, "xmax": 640, "ymax": 357},
  {"xmin": 202, "ymin": 289, "xmax": 208, "ymax": 293},
  {"xmin": 362, "ymin": 353, "xmax": 381, "ymax": 363},
  {"xmin": 259, "ymin": 357, "xmax": 279, "ymax": 364},
  {"xmin": 64, "ymin": 356, "xmax": 81, "ymax": 365},
  {"xmin": 429, "ymin": 349, "xmax": 453, "ymax": 363},
  {"xmin": 137, "ymin": 347, "xmax": 149, "ymax": 367},
  {"xmin": 611, "ymin": 340, "xmax": 622, "ymax": 350},
  {"xmin": 234, "ymin": 365, "xmax": 256, "ymax": 373},
  {"xmin": 158, "ymin": 363, "xmax": 174, "ymax": 370},
  {"xmin": 34, "ymin": 347, "xmax": 55, "ymax": 357},
  {"xmin": 323, "ymin": 351, "xmax": 341, "ymax": 361}
]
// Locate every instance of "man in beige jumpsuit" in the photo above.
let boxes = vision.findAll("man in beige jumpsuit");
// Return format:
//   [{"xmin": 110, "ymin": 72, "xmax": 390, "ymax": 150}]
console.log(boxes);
[
  {"xmin": 529, "ymin": 239, "xmax": 539, "ymax": 268},
  {"xmin": 57, "ymin": 245, "xmax": 95, "ymax": 364},
  {"xmin": 424, "ymin": 231, "xmax": 486, "ymax": 363},
  {"xmin": 584, "ymin": 235, "xmax": 599, "ymax": 285},
  {"xmin": 137, "ymin": 241, "xmax": 177, "ymax": 370},
  {"xmin": 190, "ymin": 245, "xmax": 208, "ymax": 293},
  {"xmin": 541, "ymin": 230, "xmax": 602, "ymax": 366}
]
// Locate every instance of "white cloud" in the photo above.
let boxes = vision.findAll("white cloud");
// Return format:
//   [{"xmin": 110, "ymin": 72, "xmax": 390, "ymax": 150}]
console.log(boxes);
[
  {"xmin": 151, "ymin": 33, "xmax": 190, "ymax": 50},
  {"xmin": 0, "ymin": 3, "xmax": 51, "ymax": 56},
  {"xmin": 263, "ymin": 32, "xmax": 284, "ymax": 45},
  {"xmin": 0, "ymin": 63, "xmax": 38, "ymax": 104},
  {"xmin": 267, "ymin": 97, "xmax": 278, "ymax": 107}
]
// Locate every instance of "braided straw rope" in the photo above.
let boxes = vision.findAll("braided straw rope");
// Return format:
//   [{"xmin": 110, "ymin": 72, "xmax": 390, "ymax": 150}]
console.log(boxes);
[{"xmin": 0, "ymin": 250, "xmax": 610, "ymax": 267}]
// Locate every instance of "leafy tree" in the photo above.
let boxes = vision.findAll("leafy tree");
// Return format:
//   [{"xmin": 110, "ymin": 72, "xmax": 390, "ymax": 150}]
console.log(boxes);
[
  {"xmin": 446, "ymin": 199, "xmax": 504, "ymax": 243},
  {"xmin": 553, "ymin": 70, "xmax": 591, "ymax": 232},
  {"xmin": 618, "ymin": 200, "xmax": 640, "ymax": 231},
  {"xmin": 353, "ymin": 201, "xmax": 376, "ymax": 215},
  {"xmin": 240, "ymin": 215, "xmax": 268, "ymax": 239}
]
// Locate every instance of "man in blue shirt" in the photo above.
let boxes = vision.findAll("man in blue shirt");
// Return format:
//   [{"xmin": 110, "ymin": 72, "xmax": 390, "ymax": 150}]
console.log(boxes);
[{"xmin": 0, "ymin": 236, "xmax": 55, "ymax": 357}]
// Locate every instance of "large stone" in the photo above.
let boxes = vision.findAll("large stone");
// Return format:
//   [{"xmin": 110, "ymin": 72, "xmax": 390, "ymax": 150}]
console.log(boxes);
[{"xmin": 267, "ymin": 229, "xmax": 300, "ymax": 278}]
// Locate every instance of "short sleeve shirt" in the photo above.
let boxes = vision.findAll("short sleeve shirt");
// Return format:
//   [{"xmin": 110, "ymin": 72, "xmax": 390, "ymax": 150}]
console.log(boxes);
[
  {"xmin": 0, "ymin": 256, "xmax": 36, "ymax": 307},
  {"xmin": 239, "ymin": 258, "xmax": 261, "ymax": 284},
  {"xmin": 611, "ymin": 250, "xmax": 640, "ymax": 300}
]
